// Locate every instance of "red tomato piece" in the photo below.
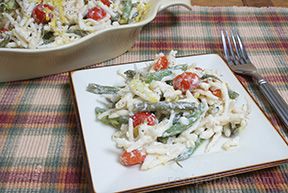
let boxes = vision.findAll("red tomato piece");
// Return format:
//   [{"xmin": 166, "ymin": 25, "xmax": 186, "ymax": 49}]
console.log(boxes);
[
  {"xmin": 209, "ymin": 88, "xmax": 222, "ymax": 98},
  {"xmin": 86, "ymin": 7, "xmax": 107, "ymax": 21},
  {"xmin": 173, "ymin": 72, "xmax": 200, "ymax": 92},
  {"xmin": 32, "ymin": 4, "xmax": 54, "ymax": 24},
  {"xmin": 101, "ymin": 0, "xmax": 111, "ymax": 6},
  {"xmin": 120, "ymin": 149, "xmax": 146, "ymax": 166},
  {"xmin": 132, "ymin": 112, "xmax": 157, "ymax": 128},
  {"xmin": 153, "ymin": 56, "xmax": 169, "ymax": 71}
]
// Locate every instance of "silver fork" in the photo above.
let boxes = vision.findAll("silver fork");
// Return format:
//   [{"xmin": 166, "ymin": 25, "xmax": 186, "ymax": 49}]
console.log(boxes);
[{"xmin": 221, "ymin": 29, "xmax": 288, "ymax": 128}]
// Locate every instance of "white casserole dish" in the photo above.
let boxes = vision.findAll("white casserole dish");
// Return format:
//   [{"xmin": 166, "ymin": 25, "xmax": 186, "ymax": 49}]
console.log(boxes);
[{"xmin": 0, "ymin": 0, "xmax": 192, "ymax": 82}]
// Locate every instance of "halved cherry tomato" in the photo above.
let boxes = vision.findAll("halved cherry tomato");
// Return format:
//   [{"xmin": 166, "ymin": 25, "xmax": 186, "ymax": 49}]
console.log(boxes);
[
  {"xmin": 209, "ymin": 88, "xmax": 222, "ymax": 98},
  {"xmin": 32, "ymin": 4, "xmax": 54, "ymax": 24},
  {"xmin": 173, "ymin": 72, "xmax": 200, "ymax": 92},
  {"xmin": 120, "ymin": 149, "xmax": 146, "ymax": 166},
  {"xmin": 86, "ymin": 7, "xmax": 107, "ymax": 21},
  {"xmin": 132, "ymin": 112, "xmax": 157, "ymax": 128},
  {"xmin": 101, "ymin": 0, "xmax": 111, "ymax": 6},
  {"xmin": 153, "ymin": 56, "xmax": 169, "ymax": 71}
]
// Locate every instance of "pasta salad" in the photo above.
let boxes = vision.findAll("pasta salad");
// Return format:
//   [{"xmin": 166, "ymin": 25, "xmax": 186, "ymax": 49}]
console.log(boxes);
[
  {"xmin": 0, "ymin": 0, "xmax": 149, "ymax": 49},
  {"xmin": 87, "ymin": 51, "xmax": 250, "ymax": 170}
]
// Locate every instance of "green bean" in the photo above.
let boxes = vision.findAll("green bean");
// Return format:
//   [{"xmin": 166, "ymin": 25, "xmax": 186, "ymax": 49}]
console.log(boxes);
[
  {"xmin": 87, "ymin": 83, "xmax": 121, "ymax": 95},
  {"xmin": 124, "ymin": 64, "xmax": 187, "ymax": 82},
  {"xmin": 208, "ymin": 104, "xmax": 220, "ymax": 114},
  {"xmin": 162, "ymin": 103, "xmax": 205, "ymax": 137},
  {"xmin": 95, "ymin": 107, "xmax": 106, "ymax": 115},
  {"xmin": 144, "ymin": 70, "xmax": 173, "ymax": 83},
  {"xmin": 100, "ymin": 116, "xmax": 128, "ymax": 129},
  {"xmin": 228, "ymin": 89, "xmax": 239, "ymax": 99},
  {"xmin": 42, "ymin": 31, "xmax": 55, "ymax": 44},
  {"xmin": 95, "ymin": 107, "xmax": 128, "ymax": 129},
  {"xmin": 0, "ymin": 36, "xmax": 10, "ymax": 47},
  {"xmin": 119, "ymin": 0, "xmax": 133, "ymax": 24},
  {"xmin": 124, "ymin": 70, "xmax": 136, "ymax": 79},
  {"xmin": 173, "ymin": 113, "xmax": 183, "ymax": 124},
  {"xmin": 157, "ymin": 136, "xmax": 169, "ymax": 144},
  {"xmin": 201, "ymin": 74, "xmax": 221, "ymax": 81},
  {"xmin": 0, "ymin": 0, "xmax": 17, "ymax": 12},
  {"xmin": 123, "ymin": 69, "xmax": 172, "ymax": 83},
  {"xmin": 169, "ymin": 64, "xmax": 188, "ymax": 71},
  {"xmin": 133, "ymin": 101, "xmax": 197, "ymax": 112},
  {"xmin": 144, "ymin": 64, "xmax": 190, "ymax": 83},
  {"xmin": 176, "ymin": 139, "xmax": 204, "ymax": 161},
  {"xmin": 227, "ymin": 122, "xmax": 241, "ymax": 136},
  {"xmin": 69, "ymin": 29, "xmax": 88, "ymax": 37}
]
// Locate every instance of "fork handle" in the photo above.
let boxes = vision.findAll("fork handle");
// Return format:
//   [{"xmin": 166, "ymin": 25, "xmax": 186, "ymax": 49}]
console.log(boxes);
[{"xmin": 257, "ymin": 79, "xmax": 288, "ymax": 128}]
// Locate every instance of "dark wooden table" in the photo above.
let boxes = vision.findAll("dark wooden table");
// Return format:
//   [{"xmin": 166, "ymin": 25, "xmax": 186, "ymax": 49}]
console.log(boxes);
[{"xmin": 193, "ymin": 0, "xmax": 288, "ymax": 7}]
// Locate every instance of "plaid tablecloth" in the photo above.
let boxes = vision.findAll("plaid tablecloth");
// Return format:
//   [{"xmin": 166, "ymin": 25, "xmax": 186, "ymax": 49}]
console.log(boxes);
[{"xmin": 0, "ymin": 6, "xmax": 288, "ymax": 193}]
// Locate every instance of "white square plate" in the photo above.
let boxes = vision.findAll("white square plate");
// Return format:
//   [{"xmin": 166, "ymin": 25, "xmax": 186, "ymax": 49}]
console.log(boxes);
[{"xmin": 70, "ymin": 54, "xmax": 288, "ymax": 193}]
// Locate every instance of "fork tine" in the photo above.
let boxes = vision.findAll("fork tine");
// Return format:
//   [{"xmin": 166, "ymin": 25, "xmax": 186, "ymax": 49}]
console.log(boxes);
[
  {"xmin": 231, "ymin": 30, "xmax": 245, "ymax": 64},
  {"xmin": 225, "ymin": 31, "xmax": 239, "ymax": 65},
  {"xmin": 234, "ymin": 30, "xmax": 251, "ymax": 63},
  {"xmin": 221, "ymin": 30, "xmax": 231, "ymax": 64}
]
